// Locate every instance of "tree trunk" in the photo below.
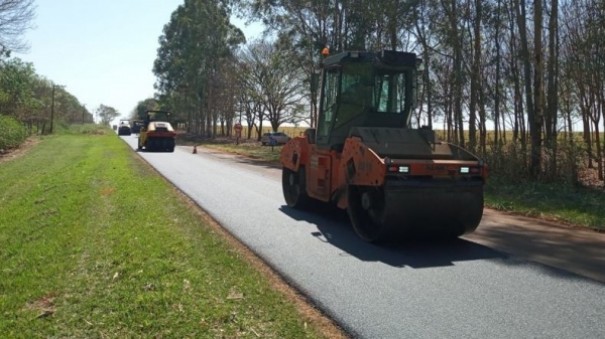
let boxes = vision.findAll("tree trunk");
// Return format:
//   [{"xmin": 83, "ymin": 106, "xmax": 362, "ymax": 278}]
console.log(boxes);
[
  {"xmin": 514, "ymin": 0, "xmax": 537, "ymax": 177},
  {"xmin": 414, "ymin": 4, "xmax": 433, "ymax": 128},
  {"xmin": 545, "ymin": 0, "xmax": 559, "ymax": 180},
  {"xmin": 494, "ymin": 0, "xmax": 502, "ymax": 150},
  {"xmin": 531, "ymin": 0, "xmax": 544, "ymax": 179},
  {"xmin": 594, "ymin": 122, "xmax": 603, "ymax": 181},
  {"xmin": 441, "ymin": 0, "xmax": 465, "ymax": 147},
  {"xmin": 468, "ymin": 0, "xmax": 482, "ymax": 152}
]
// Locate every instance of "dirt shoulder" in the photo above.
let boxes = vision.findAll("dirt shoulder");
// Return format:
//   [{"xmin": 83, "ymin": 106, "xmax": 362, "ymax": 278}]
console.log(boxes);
[
  {"xmin": 0, "ymin": 137, "xmax": 39, "ymax": 164},
  {"xmin": 465, "ymin": 208, "xmax": 605, "ymax": 283}
]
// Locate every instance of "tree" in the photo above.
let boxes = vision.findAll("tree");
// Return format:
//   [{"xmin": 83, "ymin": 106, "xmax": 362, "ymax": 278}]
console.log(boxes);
[
  {"xmin": 0, "ymin": 57, "xmax": 91, "ymax": 133},
  {"xmin": 530, "ymin": 0, "xmax": 545, "ymax": 179},
  {"xmin": 0, "ymin": 0, "xmax": 36, "ymax": 55},
  {"xmin": 561, "ymin": 0, "xmax": 605, "ymax": 181},
  {"xmin": 154, "ymin": 0, "xmax": 245, "ymax": 136},
  {"xmin": 225, "ymin": 0, "xmax": 605, "ymax": 185},
  {"xmin": 95, "ymin": 104, "xmax": 119, "ymax": 125},
  {"xmin": 0, "ymin": 57, "xmax": 35, "ymax": 117},
  {"xmin": 544, "ymin": 0, "xmax": 559, "ymax": 180},
  {"xmin": 238, "ymin": 39, "xmax": 306, "ymax": 135},
  {"xmin": 132, "ymin": 98, "xmax": 159, "ymax": 120}
]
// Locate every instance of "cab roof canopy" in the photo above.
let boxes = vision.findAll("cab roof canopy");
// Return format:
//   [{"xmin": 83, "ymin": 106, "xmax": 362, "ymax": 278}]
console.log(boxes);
[{"xmin": 323, "ymin": 50, "xmax": 418, "ymax": 69}]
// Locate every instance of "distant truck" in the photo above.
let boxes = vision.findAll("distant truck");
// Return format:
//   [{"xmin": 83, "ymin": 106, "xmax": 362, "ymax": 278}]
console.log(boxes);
[
  {"xmin": 131, "ymin": 120, "xmax": 144, "ymax": 134},
  {"xmin": 117, "ymin": 120, "xmax": 131, "ymax": 136}
]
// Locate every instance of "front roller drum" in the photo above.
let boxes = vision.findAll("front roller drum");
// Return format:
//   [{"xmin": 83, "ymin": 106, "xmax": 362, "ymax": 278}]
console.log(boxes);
[
  {"xmin": 146, "ymin": 137, "xmax": 175, "ymax": 152},
  {"xmin": 347, "ymin": 185, "xmax": 391, "ymax": 242},
  {"xmin": 347, "ymin": 182, "xmax": 484, "ymax": 243},
  {"xmin": 282, "ymin": 167, "xmax": 311, "ymax": 209}
]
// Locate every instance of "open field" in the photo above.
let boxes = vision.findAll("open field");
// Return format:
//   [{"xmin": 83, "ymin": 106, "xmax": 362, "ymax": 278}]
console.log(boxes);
[{"xmin": 0, "ymin": 126, "xmax": 337, "ymax": 338}]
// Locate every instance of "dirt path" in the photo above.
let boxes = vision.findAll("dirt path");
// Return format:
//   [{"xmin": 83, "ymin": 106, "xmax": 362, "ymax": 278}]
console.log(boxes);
[
  {"xmin": 466, "ymin": 209, "xmax": 605, "ymax": 283},
  {"xmin": 0, "ymin": 138, "xmax": 39, "ymax": 164}
]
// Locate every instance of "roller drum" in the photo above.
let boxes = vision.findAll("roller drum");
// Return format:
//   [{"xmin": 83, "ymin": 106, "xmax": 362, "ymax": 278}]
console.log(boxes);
[{"xmin": 348, "ymin": 178, "xmax": 484, "ymax": 242}]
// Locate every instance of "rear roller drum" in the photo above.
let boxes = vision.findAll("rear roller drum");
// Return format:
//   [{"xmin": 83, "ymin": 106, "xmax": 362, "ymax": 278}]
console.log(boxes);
[
  {"xmin": 347, "ymin": 185, "xmax": 391, "ymax": 243},
  {"xmin": 282, "ymin": 167, "xmax": 311, "ymax": 209}
]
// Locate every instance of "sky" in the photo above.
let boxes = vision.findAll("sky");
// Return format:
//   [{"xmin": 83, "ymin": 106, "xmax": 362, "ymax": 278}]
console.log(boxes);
[{"xmin": 15, "ymin": 0, "xmax": 262, "ymax": 123}]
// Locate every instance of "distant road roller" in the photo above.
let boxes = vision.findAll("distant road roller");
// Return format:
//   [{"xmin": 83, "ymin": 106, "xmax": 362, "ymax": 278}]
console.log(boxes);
[
  {"xmin": 280, "ymin": 50, "xmax": 488, "ymax": 242},
  {"xmin": 138, "ymin": 110, "xmax": 176, "ymax": 152}
]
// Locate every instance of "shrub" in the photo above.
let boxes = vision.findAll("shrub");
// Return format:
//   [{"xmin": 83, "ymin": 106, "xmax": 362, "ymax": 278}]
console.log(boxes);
[{"xmin": 0, "ymin": 115, "xmax": 27, "ymax": 151}]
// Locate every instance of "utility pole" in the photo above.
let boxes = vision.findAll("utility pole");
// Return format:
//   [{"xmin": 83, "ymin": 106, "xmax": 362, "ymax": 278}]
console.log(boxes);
[{"xmin": 50, "ymin": 85, "xmax": 55, "ymax": 134}]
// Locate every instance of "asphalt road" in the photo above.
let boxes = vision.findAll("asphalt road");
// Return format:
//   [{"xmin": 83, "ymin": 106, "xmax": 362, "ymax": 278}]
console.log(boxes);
[{"xmin": 122, "ymin": 136, "xmax": 605, "ymax": 339}]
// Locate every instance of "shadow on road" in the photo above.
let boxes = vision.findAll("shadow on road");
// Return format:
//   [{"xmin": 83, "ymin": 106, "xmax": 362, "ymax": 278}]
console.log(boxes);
[
  {"xmin": 279, "ymin": 204, "xmax": 507, "ymax": 269},
  {"xmin": 465, "ymin": 212, "xmax": 605, "ymax": 283}
]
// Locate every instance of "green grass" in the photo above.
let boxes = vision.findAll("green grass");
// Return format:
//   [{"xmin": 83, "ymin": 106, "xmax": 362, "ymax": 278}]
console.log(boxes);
[
  {"xmin": 193, "ymin": 139, "xmax": 605, "ymax": 232},
  {"xmin": 0, "ymin": 130, "xmax": 328, "ymax": 338},
  {"xmin": 0, "ymin": 115, "xmax": 27, "ymax": 150},
  {"xmin": 484, "ymin": 178, "xmax": 605, "ymax": 230}
]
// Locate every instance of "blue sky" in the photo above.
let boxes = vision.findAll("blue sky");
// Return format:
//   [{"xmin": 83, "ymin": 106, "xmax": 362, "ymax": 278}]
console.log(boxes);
[{"xmin": 15, "ymin": 0, "xmax": 261, "ymax": 122}]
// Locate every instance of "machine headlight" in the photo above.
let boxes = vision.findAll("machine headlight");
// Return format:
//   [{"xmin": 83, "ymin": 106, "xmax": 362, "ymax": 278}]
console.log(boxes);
[{"xmin": 387, "ymin": 165, "xmax": 410, "ymax": 174}]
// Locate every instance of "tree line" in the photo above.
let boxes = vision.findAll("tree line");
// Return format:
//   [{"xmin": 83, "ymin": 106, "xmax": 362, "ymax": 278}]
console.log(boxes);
[
  {"xmin": 152, "ymin": 0, "xmax": 604, "ymax": 186},
  {"xmin": 0, "ymin": 0, "xmax": 96, "ymax": 139},
  {"xmin": 0, "ymin": 58, "xmax": 94, "ymax": 134}
]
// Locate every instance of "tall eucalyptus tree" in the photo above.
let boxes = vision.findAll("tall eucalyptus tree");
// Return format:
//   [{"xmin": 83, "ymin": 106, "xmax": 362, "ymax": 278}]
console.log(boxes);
[{"xmin": 154, "ymin": 0, "xmax": 244, "ymax": 136}]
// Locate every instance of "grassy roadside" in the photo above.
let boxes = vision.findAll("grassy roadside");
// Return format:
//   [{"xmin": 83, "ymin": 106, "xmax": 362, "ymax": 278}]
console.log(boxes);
[
  {"xmin": 198, "ymin": 141, "xmax": 605, "ymax": 232},
  {"xmin": 484, "ymin": 177, "xmax": 605, "ymax": 230},
  {"xmin": 0, "ymin": 128, "xmax": 337, "ymax": 338}
]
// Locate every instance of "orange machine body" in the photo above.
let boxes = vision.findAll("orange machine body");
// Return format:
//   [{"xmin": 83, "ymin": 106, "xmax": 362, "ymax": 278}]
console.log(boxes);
[{"xmin": 280, "ymin": 50, "xmax": 487, "ymax": 242}]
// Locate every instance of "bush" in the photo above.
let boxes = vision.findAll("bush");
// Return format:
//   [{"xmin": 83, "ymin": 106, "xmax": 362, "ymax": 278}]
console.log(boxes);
[{"xmin": 0, "ymin": 115, "xmax": 27, "ymax": 151}]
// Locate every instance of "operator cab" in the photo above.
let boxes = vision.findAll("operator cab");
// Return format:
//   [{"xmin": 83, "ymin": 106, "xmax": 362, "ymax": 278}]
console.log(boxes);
[
  {"xmin": 143, "ymin": 110, "xmax": 172, "ymax": 129},
  {"xmin": 315, "ymin": 50, "xmax": 419, "ymax": 150}
]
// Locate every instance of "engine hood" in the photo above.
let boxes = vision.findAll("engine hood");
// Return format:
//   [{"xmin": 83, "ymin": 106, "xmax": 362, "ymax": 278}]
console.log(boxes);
[{"xmin": 349, "ymin": 127, "xmax": 478, "ymax": 161}]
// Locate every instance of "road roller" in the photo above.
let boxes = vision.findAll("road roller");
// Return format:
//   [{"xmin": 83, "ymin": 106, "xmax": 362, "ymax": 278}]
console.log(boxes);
[
  {"xmin": 138, "ymin": 110, "xmax": 176, "ymax": 152},
  {"xmin": 280, "ymin": 50, "xmax": 488, "ymax": 242}
]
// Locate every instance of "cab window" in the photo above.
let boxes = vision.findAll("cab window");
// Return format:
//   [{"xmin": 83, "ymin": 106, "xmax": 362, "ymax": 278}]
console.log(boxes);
[
  {"xmin": 374, "ymin": 71, "xmax": 408, "ymax": 114},
  {"xmin": 317, "ymin": 69, "xmax": 339, "ymax": 144}
]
